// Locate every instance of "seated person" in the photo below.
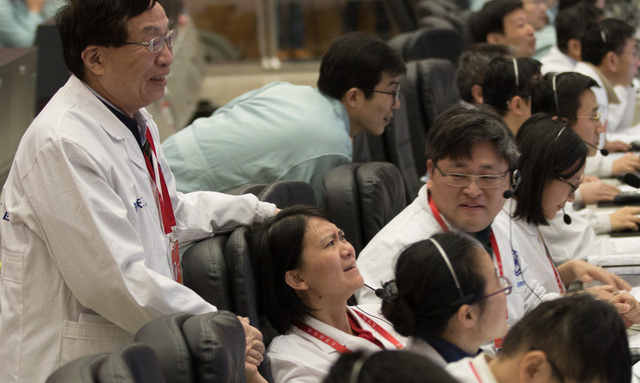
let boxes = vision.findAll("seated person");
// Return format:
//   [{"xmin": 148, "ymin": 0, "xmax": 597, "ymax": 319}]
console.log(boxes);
[
  {"xmin": 575, "ymin": 18, "xmax": 640, "ymax": 139},
  {"xmin": 501, "ymin": 114, "xmax": 639, "ymax": 325},
  {"xmin": 250, "ymin": 206, "xmax": 406, "ymax": 383},
  {"xmin": 482, "ymin": 56, "xmax": 541, "ymax": 134},
  {"xmin": 455, "ymin": 43, "xmax": 515, "ymax": 108},
  {"xmin": 447, "ymin": 294, "xmax": 631, "ymax": 382},
  {"xmin": 162, "ymin": 32, "xmax": 406, "ymax": 205},
  {"xmin": 0, "ymin": 0, "xmax": 64, "ymax": 48},
  {"xmin": 540, "ymin": 3, "xmax": 603, "ymax": 74},
  {"xmin": 355, "ymin": 105, "xmax": 637, "ymax": 327},
  {"xmin": 530, "ymin": 72, "xmax": 640, "ymax": 238},
  {"xmin": 521, "ymin": 0, "xmax": 555, "ymax": 60},
  {"xmin": 324, "ymin": 350, "xmax": 458, "ymax": 383},
  {"xmin": 381, "ymin": 233, "xmax": 509, "ymax": 366},
  {"xmin": 469, "ymin": 0, "xmax": 537, "ymax": 58}
]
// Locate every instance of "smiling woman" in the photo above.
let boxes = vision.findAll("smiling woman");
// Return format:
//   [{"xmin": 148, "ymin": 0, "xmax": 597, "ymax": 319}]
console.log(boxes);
[{"xmin": 250, "ymin": 206, "xmax": 406, "ymax": 383}]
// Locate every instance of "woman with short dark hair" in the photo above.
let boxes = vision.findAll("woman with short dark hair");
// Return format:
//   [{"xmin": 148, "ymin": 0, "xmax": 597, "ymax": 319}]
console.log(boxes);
[{"xmin": 251, "ymin": 206, "xmax": 406, "ymax": 383}]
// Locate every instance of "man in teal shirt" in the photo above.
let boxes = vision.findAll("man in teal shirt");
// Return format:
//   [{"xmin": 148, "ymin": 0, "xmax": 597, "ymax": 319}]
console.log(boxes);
[{"xmin": 162, "ymin": 32, "xmax": 406, "ymax": 205}]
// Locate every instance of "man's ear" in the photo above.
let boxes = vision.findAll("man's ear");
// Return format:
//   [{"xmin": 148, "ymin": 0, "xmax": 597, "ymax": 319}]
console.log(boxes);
[
  {"xmin": 519, "ymin": 350, "xmax": 550, "ymax": 382},
  {"xmin": 426, "ymin": 159, "xmax": 435, "ymax": 189},
  {"xmin": 486, "ymin": 32, "xmax": 505, "ymax": 45},
  {"xmin": 567, "ymin": 38, "xmax": 582, "ymax": 61},
  {"xmin": 602, "ymin": 50, "xmax": 619, "ymax": 73},
  {"xmin": 342, "ymin": 87, "xmax": 361, "ymax": 109},
  {"xmin": 81, "ymin": 45, "xmax": 106, "ymax": 76},
  {"xmin": 471, "ymin": 84, "xmax": 484, "ymax": 105},
  {"xmin": 285, "ymin": 269, "xmax": 309, "ymax": 291}
]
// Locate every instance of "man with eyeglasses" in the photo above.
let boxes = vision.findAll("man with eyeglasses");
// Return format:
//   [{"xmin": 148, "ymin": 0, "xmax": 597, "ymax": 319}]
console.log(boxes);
[
  {"xmin": 0, "ymin": 1, "xmax": 276, "ymax": 382},
  {"xmin": 575, "ymin": 18, "xmax": 640, "ymax": 139},
  {"xmin": 161, "ymin": 32, "xmax": 406, "ymax": 206},
  {"xmin": 356, "ymin": 105, "xmax": 635, "ymax": 329}
]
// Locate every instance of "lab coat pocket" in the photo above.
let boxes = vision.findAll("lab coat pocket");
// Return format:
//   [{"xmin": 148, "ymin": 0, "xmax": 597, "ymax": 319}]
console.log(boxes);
[
  {"xmin": 0, "ymin": 249, "xmax": 23, "ymax": 283},
  {"xmin": 60, "ymin": 319, "xmax": 134, "ymax": 365}
]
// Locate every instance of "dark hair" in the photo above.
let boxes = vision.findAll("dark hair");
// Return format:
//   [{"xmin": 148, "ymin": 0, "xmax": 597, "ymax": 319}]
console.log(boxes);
[
  {"xmin": 323, "ymin": 350, "xmax": 459, "ymax": 383},
  {"xmin": 514, "ymin": 114, "xmax": 587, "ymax": 225},
  {"xmin": 56, "ymin": 0, "xmax": 158, "ymax": 80},
  {"xmin": 530, "ymin": 72, "xmax": 598, "ymax": 125},
  {"xmin": 250, "ymin": 205, "xmax": 331, "ymax": 334},
  {"xmin": 470, "ymin": 0, "xmax": 524, "ymax": 43},
  {"xmin": 555, "ymin": 4, "xmax": 603, "ymax": 54},
  {"xmin": 581, "ymin": 18, "xmax": 635, "ymax": 66},
  {"xmin": 500, "ymin": 294, "xmax": 631, "ymax": 383},
  {"xmin": 483, "ymin": 57, "xmax": 541, "ymax": 116},
  {"xmin": 425, "ymin": 105, "xmax": 519, "ymax": 172},
  {"xmin": 382, "ymin": 233, "xmax": 488, "ymax": 338},
  {"xmin": 558, "ymin": 0, "xmax": 598, "ymax": 11},
  {"xmin": 317, "ymin": 32, "xmax": 406, "ymax": 100},
  {"xmin": 455, "ymin": 43, "xmax": 515, "ymax": 103}
]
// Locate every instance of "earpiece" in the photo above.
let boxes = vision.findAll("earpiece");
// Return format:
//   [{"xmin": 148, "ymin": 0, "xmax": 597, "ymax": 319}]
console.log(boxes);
[{"xmin": 503, "ymin": 169, "xmax": 521, "ymax": 199}]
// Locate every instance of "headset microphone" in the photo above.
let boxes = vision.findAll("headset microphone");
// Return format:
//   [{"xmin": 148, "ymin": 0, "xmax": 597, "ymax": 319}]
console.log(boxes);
[
  {"xmin": 503, "ymin": 170, "xmax": 521, "ymax": 199},
  {"xmin": 562, "ymin": 208, "xmax": 572, "ymax": 225},
  {"xmin": 365, "ymin": 283, "xmax": 387, "ymax": 298},
  {"xmin": 584, "ymin": 140, "xmax": 609, "ymax": 156}
]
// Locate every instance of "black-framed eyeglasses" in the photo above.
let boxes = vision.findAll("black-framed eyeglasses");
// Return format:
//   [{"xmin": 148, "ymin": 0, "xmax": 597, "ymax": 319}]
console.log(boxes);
[
  {"xmin": 555, "ymin": 173, "xmax": 584, "ymax": 195},
  {"xmin": 433, "ymin": 162, "xmax": 509, "ymax": 189},
  {"xmin": 360, "ymin": 86, "xmax": 401, "ymax": 104},
  {"xmin": 481, "ymin": 275, "xmax": 512, "ymax": 299},
  {"xmin": 117, "ymin": 29, "xmax": 176, "ymax": 53}
]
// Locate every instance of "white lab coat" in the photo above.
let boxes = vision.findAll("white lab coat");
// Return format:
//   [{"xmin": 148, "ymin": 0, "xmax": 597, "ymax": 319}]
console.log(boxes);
[
  {"xmin": 355, "ymin": 186, "xmax": 550, "ymax": 327},
  {"xmin": 267, "ymin": 304, "xmax": 406, "ymax": 383},
  {"xmin": 538, "ymin": 204, "xmax": 640, "ymax": 265},
  {"xmin": 446, "ymin": 353, "xmax": 498, "ymax": 383},
  {"xmin": 0, "ymin": 76, "xmax": 276, "ymax": 383},
  {"xmin": 405, "ymin": 337, "xmax": 447, "ymax": 367},
  {"xmin": 495, "ymin": 205, "xmax": 564, "ymax": 295}
]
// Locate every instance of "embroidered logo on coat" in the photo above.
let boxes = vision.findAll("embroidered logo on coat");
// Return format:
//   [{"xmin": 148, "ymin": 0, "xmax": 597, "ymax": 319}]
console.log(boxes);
[{"xmin": 133, "ymin": 197, "xmax": 148, "ymax": 212}]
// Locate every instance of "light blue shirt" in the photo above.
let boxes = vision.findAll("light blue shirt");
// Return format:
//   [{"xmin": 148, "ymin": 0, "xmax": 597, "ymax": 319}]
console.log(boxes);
[
  {"xmin": 162, "ymin": 82, "xmax": 352, "ymax": 205},
  {"xmin": 533, "ymin": 24, "xmax": 556, "ymax": 60},
  {"xmin": 0, "ymin": 0, "xmax": 64, "ymax": 48}
]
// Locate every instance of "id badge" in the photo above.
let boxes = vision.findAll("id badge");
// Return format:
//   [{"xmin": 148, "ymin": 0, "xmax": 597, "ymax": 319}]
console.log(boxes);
[{"xmin": 168, "ymin": 227, "xmax": 182, "ymax": 283}]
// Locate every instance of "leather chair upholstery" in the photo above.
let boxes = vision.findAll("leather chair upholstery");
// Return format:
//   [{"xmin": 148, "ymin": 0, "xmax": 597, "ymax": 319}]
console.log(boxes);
[
  {"xmin": 181, "ymin": 311, "xmax": 247, "ymax": 383},
  {"xmin": 257, "ymin": 181, "xmax": 317, "ymax": 208},
  {"xmin": 182, "ymin": 234, "xmax": 234, "ymax": 311},
  {"xmin": 135, "ymin": 311, "xmax": 247, "ymax": 383},
  {"xmin": 390, "ymin": 27, "xmax": 464, "ymax": 64},
  {"xmin": 46, "ymin": 353, "xmax": 108, "ymax": 382},
  {"xmin": 403, "ymin": 58, "xmax": 459, "ymax": 177},
  {"xmin": 46, "ymin": 343, "xmax": 165, "ymax": 383},
  {"xmin": 323, "ymin": 162, "xmax": 407, "ymax": 255},
  {"xmin": 380, "ymin": 0, "xmax": 418, "ymax": 32},
  {"xmin": 135, "ymin": 312, "xmax": 194, "ymax": 383},
  {"xmin": 98, "ymin": 343, "xmax": 166, "ymax": 383}
]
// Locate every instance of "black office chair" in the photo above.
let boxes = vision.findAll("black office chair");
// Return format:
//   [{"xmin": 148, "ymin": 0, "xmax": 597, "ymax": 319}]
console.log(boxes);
[
  {"xmin": 135, "ymin": 311, "xmax": 247, "ymax": 383},
  {"xmin": 389, "ymin": 27, "xmax": 464, "ymax": 64},
  {"xmin": 46, "ymin": 343, "xmax": 165, "ymax": 383},
  {"xmin": 402, "ymin": 58, "xmax": 459, "ymax": 177},
  {"xmin": 323, "ymin": 162, "xmax": 407, "ymax": 255},
  {"xmin": 380, "ymin": 0, "xmax": 419, "ymax": 32}
]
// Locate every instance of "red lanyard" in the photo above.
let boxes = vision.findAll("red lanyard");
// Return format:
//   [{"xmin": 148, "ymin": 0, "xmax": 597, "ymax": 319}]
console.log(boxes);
[
  {"xmin": 537, "ymin": 230, "xmax": 565, "ymax": 294},
  {"xmin": 429, "ymin": 193, "xmax": 507, "ymax": 349},
  {"xmin": 142, "ymin": 129, "xmax": 182, "ymax": 283},
  {"xmin": 469, "ymin": 360, "xmax": 484, "ymax": 382},
  {"xmin": 294, "ymin": 310, "xmax": 404, "ymax": 353},
  {"xmin": 428, "ymin": 194, "xmax": 501, "ymax": 265}
]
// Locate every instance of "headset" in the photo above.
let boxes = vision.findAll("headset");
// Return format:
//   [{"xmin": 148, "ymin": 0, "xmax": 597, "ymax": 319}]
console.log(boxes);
[{"xmin": 551, "ymin": 74, "xmax": 608, "ymax": 157}]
